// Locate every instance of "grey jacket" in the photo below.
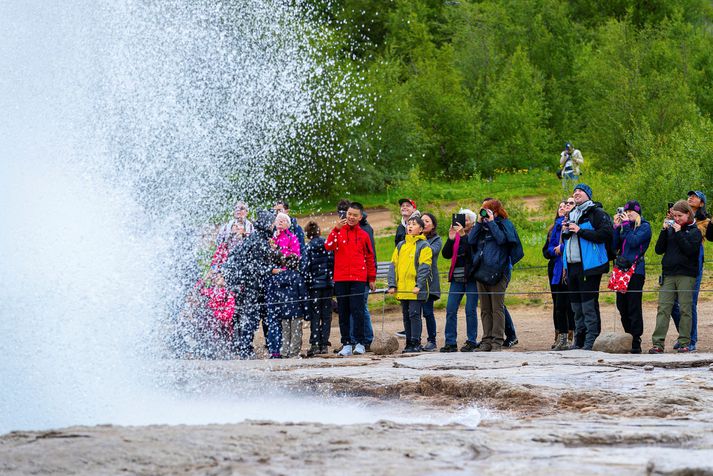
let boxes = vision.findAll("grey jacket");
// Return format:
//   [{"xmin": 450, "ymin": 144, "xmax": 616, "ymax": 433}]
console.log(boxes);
[{"xmin": 426, "ymin": 234, "xmax": 442, "ymax": 300}]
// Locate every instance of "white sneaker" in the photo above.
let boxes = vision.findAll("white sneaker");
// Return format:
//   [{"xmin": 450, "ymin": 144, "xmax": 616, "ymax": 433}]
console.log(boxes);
[
  {"xmin": 354, "ymin": 343, "xmax": 366, "ymax": 355},
  {"xmin": 337, "ymin": 345, "xmax": 353, "ymax": 356}
]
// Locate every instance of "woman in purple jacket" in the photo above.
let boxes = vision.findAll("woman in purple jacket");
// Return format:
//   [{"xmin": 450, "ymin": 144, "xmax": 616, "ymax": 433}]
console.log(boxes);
[{"xmin": 546, "ymin": 198, "xmax": 575, "ymax": 350}]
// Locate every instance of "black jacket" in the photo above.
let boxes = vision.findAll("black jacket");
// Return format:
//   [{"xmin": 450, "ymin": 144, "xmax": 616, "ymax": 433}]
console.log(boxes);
[
  {"xmin": 360, "ymin": 213, "xmax": 378, "ymax": 268},
  {"xmin": 302, "ymin": 236, "xmax": 334, "ymax": 289},
  {"xmin": 655, "ymin": 223, "xmax": 702, "ymax": 278},
  {"xmin": 442, "ymin": 234, "xmax": 476, "ymax": 282},
  {"xmin": 224, "ymin": 210, "xmax": 278, "ymax": 293}
]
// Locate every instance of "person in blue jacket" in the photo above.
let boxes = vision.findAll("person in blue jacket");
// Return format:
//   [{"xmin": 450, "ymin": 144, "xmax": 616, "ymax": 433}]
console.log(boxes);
[
  {"xmin": 612, "ymin": 200, "xmax": 651, "ymax": 354},
  {"xmin": 562, "ymin": 184, "xmax": 613, "ymax": 350}
]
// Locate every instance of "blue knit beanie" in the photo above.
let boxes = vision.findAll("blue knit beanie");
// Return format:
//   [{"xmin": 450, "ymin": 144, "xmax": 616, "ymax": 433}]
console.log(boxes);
[{"xmin": 573, "ymin": 183, "xmax": 593, "ymax": 200}]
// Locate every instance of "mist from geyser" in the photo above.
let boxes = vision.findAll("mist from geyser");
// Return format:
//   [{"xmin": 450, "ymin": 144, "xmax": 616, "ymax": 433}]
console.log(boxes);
[{"xmin": 0, "ymin": 0, "xmax": 366, "ymax": 433}]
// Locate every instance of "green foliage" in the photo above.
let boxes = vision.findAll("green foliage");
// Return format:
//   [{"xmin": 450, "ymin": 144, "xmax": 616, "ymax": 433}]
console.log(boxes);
[
  {"xmin": 260, "ymin": 1, "xmax": 713, "ymax": 200},
  {"xmin": 629, "ymin": 119, "xmax": 713, "ymax": 222}
]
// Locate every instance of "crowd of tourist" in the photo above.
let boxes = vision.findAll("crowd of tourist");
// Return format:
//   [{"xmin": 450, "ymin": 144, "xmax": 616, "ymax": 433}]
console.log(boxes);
[{"xmin": 174, "ymin": 180, "xmax": 712, "ymax": 360}]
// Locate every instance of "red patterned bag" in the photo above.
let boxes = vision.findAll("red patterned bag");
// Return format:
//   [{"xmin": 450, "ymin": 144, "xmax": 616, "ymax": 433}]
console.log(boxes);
[{"xmin": 608, "ymin": 262, "xmax": 637, "ymax": 293}]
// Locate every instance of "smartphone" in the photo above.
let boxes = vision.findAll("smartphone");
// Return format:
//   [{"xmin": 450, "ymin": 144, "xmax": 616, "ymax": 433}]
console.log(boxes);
[
  {"xmin": 338, "ymin": 209, "xmax": 347, "ymax": 219},
  {"xmin": 452, "ymin": 213, "xmax": 465, "ymax": 227},
  {"xmin": 617, "ymin": 207, "xmax": 625, "ymax": 215}
]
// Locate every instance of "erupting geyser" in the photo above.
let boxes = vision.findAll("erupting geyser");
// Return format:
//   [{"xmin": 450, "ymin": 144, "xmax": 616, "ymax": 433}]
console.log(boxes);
[{"xmin": 0, "ymin": 0, "xmax": 365, "ymax": 433}]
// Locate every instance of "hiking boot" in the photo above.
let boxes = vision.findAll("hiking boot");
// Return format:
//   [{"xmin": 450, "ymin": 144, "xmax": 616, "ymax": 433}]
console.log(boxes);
[
  {"xmin": 440, "ymin": 344, "xmax": 458, "ymax": 353},
  {"xmin": 677, "ymin": 345, "xmax": 690, "ymax": 353},
  {"xmin": 306, "ymin": 344, "xmax": 320, "ymax": 357},
  {"xmin": 422, "ymin": 341, "xmax": 437, "ymax": 352},
  {"xmin": 648, "ymin": 346, "xmax": 664, "ymax": 354},
  {"xmin": 395, "ymin": 330, "xmax": 407, "ymax": 338},
  {"xmin": 503, "ymin": 338, "xmax": 518, "ymax": 348},
  {"xmin": 402, "ymin": 343, "xmax": 422, "ymax": 353},
  {"xmin": 318, "ymin": 346, "xmax": 328, "ymax": 355},
  {"xmin": 460, "ymin": 340, "xmax": 478, "ymax": 352},
  {"xmin": 553, "ymin": 333, "xmax": 569, "ymax": 351},
  {"xmin": 354, "ymin": 343, "xmax": 366, "ymax": 355},
  {"xmin": 476, "ymin": 342, "xmax": 493, "ymax": 352},
  {"xmin": 337, "ymin": 345, "xmax": 353, "ymax": 356}
]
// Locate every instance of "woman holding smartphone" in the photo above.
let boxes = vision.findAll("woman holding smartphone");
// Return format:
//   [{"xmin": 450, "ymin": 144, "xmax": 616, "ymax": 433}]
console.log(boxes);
[{"xmin": 612, "ymin": 200, "xmax": 651, "ymax": 354}]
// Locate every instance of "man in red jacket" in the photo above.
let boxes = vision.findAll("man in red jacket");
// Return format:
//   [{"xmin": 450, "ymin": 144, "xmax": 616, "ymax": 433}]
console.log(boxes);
[{"xmin": 325, "ymin": 202, "xmax": 377, "ymax": 356}]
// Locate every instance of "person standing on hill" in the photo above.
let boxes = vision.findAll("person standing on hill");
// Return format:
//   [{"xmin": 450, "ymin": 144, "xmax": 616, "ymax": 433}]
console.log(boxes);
[
  {"xmin": 325, "ymin": 202, "xmax": 377, "ymax": 356},
  {"xmin": 559, "ymin": 143, "xmax": 583, "ymax": 191},
  {"xmin": 561, "ymin": 183, "xmax": 612, "ymax": 351}
]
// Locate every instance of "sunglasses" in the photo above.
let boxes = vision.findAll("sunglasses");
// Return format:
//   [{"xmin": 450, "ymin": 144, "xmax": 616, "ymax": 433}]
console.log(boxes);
[{"xmin": 565, "ymin": 201, "xmax": 575, "ymax": 205}]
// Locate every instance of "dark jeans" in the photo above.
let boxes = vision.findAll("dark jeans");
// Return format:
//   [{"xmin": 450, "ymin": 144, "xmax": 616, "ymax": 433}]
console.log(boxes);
[
  {"xmin": 350, "ymin": 289, "xmax": 374, "ymax": 345},
  {"xmin": 233, "ymin": 288, "xmax": 262, "ymax": 358},
  {"xmin": 567, "ymin": 262, "xmax": 602, "ymax": 350},
  {"xmin": 422, "ymin": 296, "xmax": 438, "ymax": 343},
  {"xmin": 616, "ymin": 273, "xmax": 644, "ymax": 350},
  {"xmin": 308, "ymin": 287, "xmax": 332, "ymax": 346},
  {"xmin": 504, "ymin": 306, "xmax": 516, "ymax": 341},
  {"xmin": 550, "ymin": 282, "xmax": 574, "ymax": 333},
  {"xmin": 335, "ymin": 281, "xmax": 367, "ymax": 345},
  {"xmin": 401, "ymin": 300, "xmax": 424, "ymax": 344}
]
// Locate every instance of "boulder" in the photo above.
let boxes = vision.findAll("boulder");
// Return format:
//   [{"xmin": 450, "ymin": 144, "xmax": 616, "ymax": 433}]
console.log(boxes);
[
  {"xmin": 592, "ymin": 332, "xmax": 633, "ymax": 354},
  {"xmin": 370, "ymin": 334, "xmax": 399, "ymax": 355}
]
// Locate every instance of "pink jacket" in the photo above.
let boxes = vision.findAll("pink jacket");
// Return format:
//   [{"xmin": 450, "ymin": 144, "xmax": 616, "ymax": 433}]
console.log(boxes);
[
  {"xmin": 200, "ymin": 286, "xmax": 236, "ymax": 328},
  {"xmin": 274, "ymin": 229, "xmax": 301, "ymax": 257}
]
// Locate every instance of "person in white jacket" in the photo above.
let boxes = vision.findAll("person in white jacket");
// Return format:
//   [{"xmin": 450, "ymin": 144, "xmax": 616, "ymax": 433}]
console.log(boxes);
[{"xmin": 560, "ymin": 143, "xmax": 583, "ymax": 191}]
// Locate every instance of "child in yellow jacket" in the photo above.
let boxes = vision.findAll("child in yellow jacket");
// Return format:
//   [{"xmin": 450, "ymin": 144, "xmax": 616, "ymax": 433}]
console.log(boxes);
[{"xmin": 388, "ymin": 216, "xmax": 433, "ymax": 352}]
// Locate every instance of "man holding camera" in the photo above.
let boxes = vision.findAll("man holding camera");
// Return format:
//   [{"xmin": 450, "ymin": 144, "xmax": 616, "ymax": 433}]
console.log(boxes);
[{"xmin": 562, "ymin": 184, "xmax": 612, "ymax": 350}]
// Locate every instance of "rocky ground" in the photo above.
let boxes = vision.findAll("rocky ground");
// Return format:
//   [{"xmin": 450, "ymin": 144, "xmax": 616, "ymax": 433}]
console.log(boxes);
[{"xmin": 3, "ymin": 346, "xmax": 713, "ymax": 475}]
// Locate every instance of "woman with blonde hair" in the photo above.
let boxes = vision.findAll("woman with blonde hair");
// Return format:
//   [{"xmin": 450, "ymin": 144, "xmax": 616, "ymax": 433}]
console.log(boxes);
[
  {"xmin": 649, "ymin": 200, "xmax": 702, "ymax": 353},
  {"xmin": 612, "ymin": 200, "xmax": 651, "ymax": 354}
]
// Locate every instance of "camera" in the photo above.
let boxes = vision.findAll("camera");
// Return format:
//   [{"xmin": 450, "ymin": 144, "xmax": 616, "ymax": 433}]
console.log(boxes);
[
  {"xmin": 338, "ymin": 209, "xmax": 347, "ymax": 219},
  {"xmin": 616, "ymin": 207, "xmax": 625, "ymax": 215},
  {"xmin": 479, "ymin": 208, "xmax": 489, "ymax": 218},
  {"xmin": 665, "ymin": 219, "xmax": 675, "ymax": 227}
]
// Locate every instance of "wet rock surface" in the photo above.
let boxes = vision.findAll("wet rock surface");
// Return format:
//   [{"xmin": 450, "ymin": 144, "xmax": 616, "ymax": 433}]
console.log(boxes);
[{"xmin": 3, "ymin": 352, "xmax": 713, "ymax": 475}]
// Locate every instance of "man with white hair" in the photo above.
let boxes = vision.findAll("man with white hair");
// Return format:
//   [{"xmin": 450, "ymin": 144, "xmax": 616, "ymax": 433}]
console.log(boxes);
[{"xmin": 217, "ymin": 201, "xmax": 254, "ymax": 244}]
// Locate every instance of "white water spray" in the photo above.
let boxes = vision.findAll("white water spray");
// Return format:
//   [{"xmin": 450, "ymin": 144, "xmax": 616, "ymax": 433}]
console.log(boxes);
[{"xmin": 0, "ymin": 0, "xmax": 365, "ymax": 433}]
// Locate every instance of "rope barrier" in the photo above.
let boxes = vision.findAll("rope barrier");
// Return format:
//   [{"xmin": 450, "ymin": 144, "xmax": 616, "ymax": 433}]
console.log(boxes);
[{"xmin": 233, "ymin": 285, "xmax": 711, "ymax": 308}]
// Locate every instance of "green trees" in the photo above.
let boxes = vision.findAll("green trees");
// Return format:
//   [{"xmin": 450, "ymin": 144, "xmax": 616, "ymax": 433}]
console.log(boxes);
[{"xmin": 296, "ymin": 0, "xmax": 713, "ymax": 197}]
